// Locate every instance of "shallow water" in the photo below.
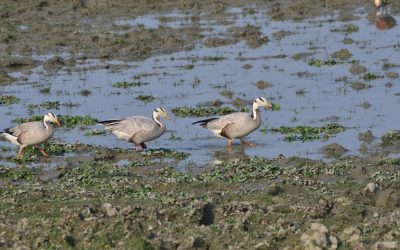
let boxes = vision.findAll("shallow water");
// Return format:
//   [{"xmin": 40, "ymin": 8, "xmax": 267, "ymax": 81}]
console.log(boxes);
[{"xmin": 1, "ymin": 7, "xmax": 400, "ymax": 169}]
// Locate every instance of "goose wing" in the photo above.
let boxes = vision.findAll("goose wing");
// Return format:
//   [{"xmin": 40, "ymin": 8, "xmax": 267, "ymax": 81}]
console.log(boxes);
[
  {"xmin": 100, "ymin": 116, "xmax": 156, "ymax": 135},
  {"xmin": 2, "ymin": 121, "xmax": 45, "ymax": 145},
  {"xmin": 3, "ymin": 121, "xmax": 43, "ymax": 137},
  {"xmin": 205, "ymin": 112, "xmax": 250, "ymax": 131}
]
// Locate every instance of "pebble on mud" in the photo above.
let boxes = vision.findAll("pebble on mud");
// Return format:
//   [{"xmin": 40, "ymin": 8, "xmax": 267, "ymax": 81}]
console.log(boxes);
[
  {"xmin": 342, "ymin": 38, "xmax": 353, "ymax": 44},
  {"xmin": 320, "ymin": 143, "xmax": 348, "ymax": 158},
  {"xmin": 386, "ymin": 72, "xmax": 399, "ymax": 79},
  {"xmin": 256, "ymin": 80, "xmax": 273, "ymax": 90},
  {"xmin": 375, "ymin": 189, "xmax": 400, "ymax": 208},
  {"xmin": 340, "ymin": 227, "xmax": 362, "ymax": 248},
  {"xmin": 373, "ymin": 241, "xmax": 398, "ymax": 250},
  {"xmin": 358, "ymin": 130, "xmax": 374, "ymax": 144},
  {"xmin": 300, "ymin": 223, "xmax": 338, "ymax": 250},
  {"xmin": 361, "ymin": 102, "xmax": 371, "ymax": 109},
  {"xmin": 331, "ymin": 49, "xmax": 352, "ymax": 60},
  {"xmin": 103, "ymin": 203, "xmax": 118, "ymax": 217},
  {"xmin": 351, "ymin": 82, "xmax": 372, "ymax": 91},
  {"xmin": 349, "ymin": 64, "xmax": 367, "ymax": 75}
]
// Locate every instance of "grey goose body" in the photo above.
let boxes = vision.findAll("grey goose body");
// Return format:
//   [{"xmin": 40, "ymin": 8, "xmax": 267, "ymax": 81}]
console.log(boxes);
[
  {"xmin": 100, "ymin": 107, "xmax": 170, "ymax": 151},
  {"xmin": 1, "ymin": 113, "xmax": 60, "ymax": 158},
  {"xmin": 193, "ymin": 97, "xmax": 272, "ymax": 147},
  {"xmin": 4, "ymin": 121, "xmax": 55, "ymax": 146}
]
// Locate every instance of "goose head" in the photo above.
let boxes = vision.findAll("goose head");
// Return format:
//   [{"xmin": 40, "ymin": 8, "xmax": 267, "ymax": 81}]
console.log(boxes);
[
  {"xmin": 153, "ymin": 107, "xmax": 170, "ymax": 120},
  {"xmin": 44, "ymin": 113, "xmax": 61, "ymax": 126},
  {"xmin": 253, "ymin": 97, "xmax": 272, "ymax": 110}
]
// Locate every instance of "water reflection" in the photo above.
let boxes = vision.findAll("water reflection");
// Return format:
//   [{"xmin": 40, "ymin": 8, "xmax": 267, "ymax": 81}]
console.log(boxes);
[
  {"xmin": 212, "ymin": 145, "xmax": 248, "ymax": 162},
  {"xmin": 374, "ymin": 0, "xmax": 396, "ymax": 30}
]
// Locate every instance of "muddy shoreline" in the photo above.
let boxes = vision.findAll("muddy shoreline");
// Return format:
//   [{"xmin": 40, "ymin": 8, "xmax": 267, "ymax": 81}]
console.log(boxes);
[
  {"xmin": 1, "ymin": 0, "xmax": 400, "ymax": 249},
  {"xmin": 2, "ymin": 0, "xmax": 397, "ymax": 82}
]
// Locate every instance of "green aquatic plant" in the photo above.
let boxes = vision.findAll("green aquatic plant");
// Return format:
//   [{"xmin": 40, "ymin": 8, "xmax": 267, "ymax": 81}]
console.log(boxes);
[
  {"xmin": 84, "ymin": 129, "xmax": 106, "ymax": 136},
  {"xmin": 270, "ymin": 123, "xmax": 345, "ymax": 142},
  {"xmin": 168, "ymin": 133, "xmax": 183, "ymax": 141},
  {"xmin": 112, "ymin": 81, "xmax": 149, "ymax": 88},
  {"xmin": 379, "ymin": 158, "xmax": 400, "ymax": 165},
  {"xmin": 271, "ymin": 103, "xmax": 281, "ymax": 111},
  {"xmin": 0, "ymin": 95, "xmax": 20, "ymax": 105},
  {"xmin": 172, "ymin": 106, "xmax": 238, "ymax": 117},
  {"xmin": 141, "ymin": 148, "xmax": 189, "ymax": 160},
  {"xmin": 308, "ymin": 59, "xmax": 337, "ymax": 67},
  {"xmin": 331, "ymin": 24, "xmax": 359, "ymax": 33},
  {"xmin": 39, "ymin": 87, "xmax": 51, "ymax": 94},
  {"xmin": 135, "ymin": 95, "xmax": 156, "ymax": 102},
  {"xmin": 0, "ymin": 166, "xmax": 34, "ymax": 181},
  {"xmin": 362, "ymin": 72, "xmax": 379, "ymax": 81},
  {"xmin": 28, "ymin": 101, "xmax": 60, "ymax": 110},
  {"xmin": 172, "ymin": 104, "xmax": 279, "ymax": 118},
  {"xmin": 381, "ymin": 130, "xmax": 400, "ymax": 147},
  {"xmin": 13, "ymin": 115, "xmax": 98, "ymax": 128}
]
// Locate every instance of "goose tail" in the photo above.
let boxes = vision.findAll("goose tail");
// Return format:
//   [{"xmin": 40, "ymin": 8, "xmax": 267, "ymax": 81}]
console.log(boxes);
[{"xmin": 192, "ymin": 118, "xmax": 218, "ymax": 127}]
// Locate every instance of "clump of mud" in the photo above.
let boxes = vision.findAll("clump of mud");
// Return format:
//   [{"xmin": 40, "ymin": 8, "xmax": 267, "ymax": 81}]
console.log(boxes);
[{"xmin": 320, "ymin": 143, "xmax": 348, "ymax": 158}]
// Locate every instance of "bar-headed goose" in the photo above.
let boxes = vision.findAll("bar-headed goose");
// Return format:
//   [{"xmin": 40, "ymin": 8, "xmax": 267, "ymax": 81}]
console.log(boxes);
[
  {"xmin": 1, "ymin": 113, "xmax": 61, "ymax": 158},
  {"xmin": 193, "ymin": 97, "xmax": 272, "ymax": 147},
  {"xmin": 99, "ymin": 107, "xmax": 170, "ymax": 151}
]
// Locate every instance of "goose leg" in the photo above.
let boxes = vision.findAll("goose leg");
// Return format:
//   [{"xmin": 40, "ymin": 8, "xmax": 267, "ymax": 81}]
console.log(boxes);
[
  {"xmin": 140, "ymin": 143, "xmax": 147, "ymax": 150},
  {"xmin": 39, "ymin": 147, "xmax": 48, "ymax": 157},
  {"xmin": 227, "ymin": 139, "xmax": 233, "ymax": 147},
  {"xmin": 134, "ymin": 143, "xmax": 143, "ymax": 151},
  {"xmin": 240, "ymin": 139, "xmax": 255, "ymax": 147},
  {"xmin": 17, "ymin": 145, "xmax": 26, "ymax": 159}
]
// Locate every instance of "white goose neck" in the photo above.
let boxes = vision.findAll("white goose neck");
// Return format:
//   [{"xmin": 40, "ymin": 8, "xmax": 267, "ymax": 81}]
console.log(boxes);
[
  {"xmin": 252, "ymin": 102, "xmax": 259, "ymax": 120},
  {"xmin": 153, "ymin": 112, "xmax": 163, "ymax": 128},
  {"xmin": 43, "ymin": 118, "xmax": 50, "ymax": 130}
]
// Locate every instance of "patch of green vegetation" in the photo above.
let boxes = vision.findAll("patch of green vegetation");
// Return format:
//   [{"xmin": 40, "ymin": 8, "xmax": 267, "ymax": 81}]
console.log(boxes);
[
  {"xmin": 39, "ymin": 87, "xmax": 51, "ymax": 94},
  {"xmin": 331, "ymin": 24, "xmax": 359, "ymax": 33},
  {"xmin": 59, "ymin": 115, "xmax": 98, "ymax": 127},
  {"xmin": 141, "ymin": 148, "xmax": 189, "ymax": 160},
  {"xmin": 379, "ymin": 158, "xmax": 400, "ymax": 165},
  {"xmin": 112, "ymin": 81, "xmax": 149, "ymax": 88},
  {"xmin": 80, "ymin": 89, "xmax": 92, "ymax": 96},
  {"xmin": 28, "ymin": 101, "xmax": 60, "ymax": 110},
  {"xmin": 163, "ymin": 157, "xmax": 280, "ymax": 184},
  {"xmin": 361, "ymin": 72, "xmax": 379, "ymax": 81},
  {"xmin": 84, "ymin": 129, "xmax": 106, "ymax": 136},
  {"xmin": 168, "ymin": 133, "xmax": 182, "ymax": 141},
  {"xmin": 124, "ymin": 238, "xmax": 155, "ymax": 250},
  {"xmin": 0, "ymin": 166, "xmax": 34, "ymax": 181},
  {"xmin": 0, "ymin": 95, "xmax": 20, "ymax": 105},
  {"xmin": 202, "ymin": 56, "xmax": 226, "ymax": 61},
  {"xmin": 135, "ymin": 95, "xmax": 156, "ymax": 102},
  {"xmin": 61, "ymin": 161, "xmax": 133, "ymax": 188},
  {"xmin": 13, "ymin": 115, "xmax": 98, "ymax": 128},
  {"xmin": 381, "ymin": 130, "xmax": 400, "ymax": 147},
  {"xmin": 163, "ymin": 158, "xmax": 278, "ymax": 183},
  {"xmin": 172, "ymin": 106, "xmax": 240, "ymax": 117},
  {"xmin": 370, "ymin": 171, "xmax": 400, "ymax": 185},
  {"xmin": 9, "ymin": 142, "xmax": 78, "ymax": 163},
  {"xmin": 308, "ymin": 59, "xmax": 337, "ymax": 67},
  {"xmin": 271, "ymin": 103, "xmax": 281, "ymax": 111},
  {"xmin": 128, "ymin": 159, "xmax": 151, "ymax": 167},
  {"xmin": 302, "ymin": 162, "xmax": 354, "ymax": 177},
  {"xmin": 270, "ymin": 123, "xmax": 345, "ymax": 142}
]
